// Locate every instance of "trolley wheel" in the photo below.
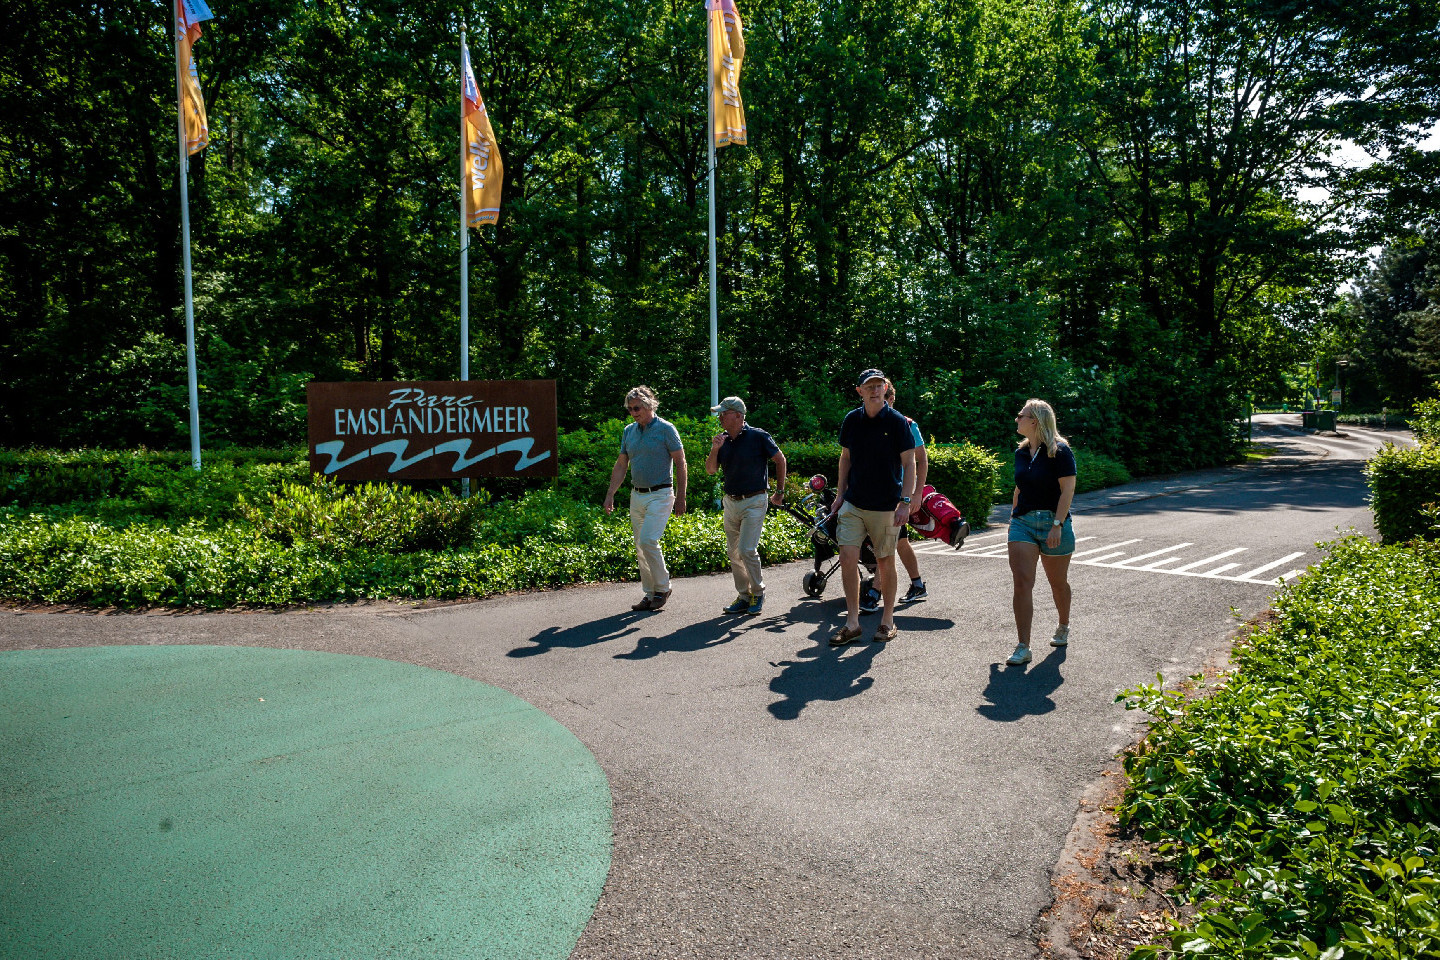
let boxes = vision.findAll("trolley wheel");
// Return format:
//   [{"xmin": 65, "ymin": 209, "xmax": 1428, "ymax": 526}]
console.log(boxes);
[{"xmin": 802, "ymin": 572, "xmax": 827, "ymax": 598}]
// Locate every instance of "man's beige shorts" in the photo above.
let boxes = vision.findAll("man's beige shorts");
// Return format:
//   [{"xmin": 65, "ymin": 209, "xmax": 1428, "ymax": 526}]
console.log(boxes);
[{"xmin": 835, "ymin": 502, "xmax": 901, "ymax": 559}]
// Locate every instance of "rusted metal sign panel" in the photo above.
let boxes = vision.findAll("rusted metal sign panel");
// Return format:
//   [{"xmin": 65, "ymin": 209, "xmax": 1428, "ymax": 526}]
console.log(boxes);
[{"xmin": 306, "ymin": 380, "xmax": 558, "ymax": 481}]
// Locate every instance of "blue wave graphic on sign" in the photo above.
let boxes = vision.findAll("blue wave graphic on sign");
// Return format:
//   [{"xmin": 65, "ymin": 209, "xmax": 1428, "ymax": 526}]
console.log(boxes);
[{"xmin": 314, "ymin": 438, "xmax": 552, "ymax": 475}]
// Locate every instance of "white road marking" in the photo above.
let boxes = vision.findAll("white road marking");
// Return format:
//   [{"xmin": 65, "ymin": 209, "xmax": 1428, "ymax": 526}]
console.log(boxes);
[
  {"xmin": 1170, "ymin": 548, "xmax": 1248, "ymax": 573},
  {"xmin": 1234, "ymin": 552, "xmax": 1305, "ymax": 580},
  {"xmin": 932, "ymin": 537, "xmax": 1312, "ymax": 585},
  {"xmin": 1110, "ymin": 544, "xmax": 1192, "ymax": 568}
]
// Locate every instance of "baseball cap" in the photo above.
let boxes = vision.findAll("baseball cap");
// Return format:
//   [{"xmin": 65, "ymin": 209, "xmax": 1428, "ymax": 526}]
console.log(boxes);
[
  {"xmin": 856, "ymin": 368, "xmax": 887, "ymax": 387},
  {"xmin": 711, "ymin": 396, "xmax": 746, "ymax": 415}
]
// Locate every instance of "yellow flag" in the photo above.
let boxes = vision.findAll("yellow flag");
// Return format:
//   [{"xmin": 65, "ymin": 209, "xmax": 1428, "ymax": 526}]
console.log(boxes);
[
  {"xmin": 461, "ymin": 41, "xmax": 504, "ymax": 227},
  {"xmin": 176, "ymin": 0, "xmax": 213, "ymax": 156},
  {"xmin": 707, "ymin": 0, "xmax": 746, "ymax": 148}
]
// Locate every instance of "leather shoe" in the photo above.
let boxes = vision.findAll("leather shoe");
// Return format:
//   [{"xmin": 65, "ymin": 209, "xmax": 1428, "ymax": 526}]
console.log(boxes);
[
  {"xmin": 631, "ymin": 596, "xmax": 654, "ymax": 611},
  {"xmin": 650, "ymin": 589, "xmax": 672, "ymax": 610}
]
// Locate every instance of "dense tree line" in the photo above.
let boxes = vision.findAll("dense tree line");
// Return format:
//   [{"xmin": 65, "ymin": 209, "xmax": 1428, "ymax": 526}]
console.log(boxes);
[{"xmin": 1, "ymin": 0, "xmax": 1437, "ymax": 472}]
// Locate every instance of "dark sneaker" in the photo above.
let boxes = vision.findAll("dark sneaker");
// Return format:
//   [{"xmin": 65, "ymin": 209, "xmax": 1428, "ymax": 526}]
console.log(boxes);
[
  {"xmin": 949, "ymin": 521, "xmax": 971, "ymax": 549},
  {"xmin": 747, "ymin": 593, "xmax": 764, "ymax": 615},
  {"xmin": 649, "ymin": 589, "xmax": 672, "ymax": 611},
  {"xmin": 902, "ymin": 581, "xmax": 928, "ymax": 604},
  {"xmin": 723, "ymin": 595, "xmax": 751, "ymax": 614},
  {"xmin": 859, "ymin": 589, "xmax": 881, "ymax": 614}
]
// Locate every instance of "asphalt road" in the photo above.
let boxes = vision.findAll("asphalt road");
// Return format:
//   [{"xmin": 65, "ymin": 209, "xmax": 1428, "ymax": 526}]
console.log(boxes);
[{"xmin": 0, "ymin": 414, "xmax": 1411, "ymax": 959}]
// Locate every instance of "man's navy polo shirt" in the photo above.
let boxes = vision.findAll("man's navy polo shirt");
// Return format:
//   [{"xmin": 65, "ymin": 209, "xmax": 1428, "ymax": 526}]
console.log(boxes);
[
  {"xmin": 838, "ymin": 404, "xmax": 916, "ymax": 510},
  {"xmin": 716, "ymin": 425, "xmax": 780, "ymax": 495}
]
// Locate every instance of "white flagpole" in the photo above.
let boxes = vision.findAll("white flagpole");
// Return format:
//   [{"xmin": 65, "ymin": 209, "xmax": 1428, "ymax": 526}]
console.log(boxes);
[
  {"xmin": 459, "ymin": 27, "xmax": 471, "ymax": 498},
  {"xmin": 173, "ymin": 8, "xmax": 202, "ymax": 472},
  {"xmin": 706, "ymin": 5, "xmax": 719, "ymax": 409}
]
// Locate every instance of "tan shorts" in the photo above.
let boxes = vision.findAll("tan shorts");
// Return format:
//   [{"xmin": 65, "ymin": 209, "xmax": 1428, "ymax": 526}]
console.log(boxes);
[{"xmin": 835, "ymin": 501, "xmax": 901, "ymax": 559}]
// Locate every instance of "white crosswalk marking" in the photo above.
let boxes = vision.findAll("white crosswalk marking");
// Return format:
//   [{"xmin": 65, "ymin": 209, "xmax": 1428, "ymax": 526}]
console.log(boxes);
[{"xmin": 925, "ymin": 535, "xmax": 1311, "ymax": 585}]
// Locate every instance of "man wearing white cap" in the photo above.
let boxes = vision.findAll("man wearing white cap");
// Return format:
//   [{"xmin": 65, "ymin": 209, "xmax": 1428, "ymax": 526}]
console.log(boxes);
[{"xmin": 705, "ymin": 396, "xmax": 787, "ymax": 615}]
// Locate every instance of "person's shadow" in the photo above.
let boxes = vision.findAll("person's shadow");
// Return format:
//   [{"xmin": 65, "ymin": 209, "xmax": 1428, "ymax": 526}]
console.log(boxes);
[
  {"xmin": 767, "ymin": 639, "xmax": 881, "ymax": 719},
  {"xmin": 509, "ymin": 611, "xmax": 647, "ymax": 658},
  {"xmin": 614, "ymin": 619, "xmax": 745, "ymax": 659},
  {"xmin": 975, "ymin": 646, "xmax": 1067, "ymax": 721}
]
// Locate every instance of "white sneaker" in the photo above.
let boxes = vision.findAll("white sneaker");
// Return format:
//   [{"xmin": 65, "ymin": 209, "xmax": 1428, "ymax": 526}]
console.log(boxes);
[
  {"xmin": 1050, "ymin": 625, "xmax": 1069, "ymax": 648},
  {"xmin": 1006, "ymin": 644, "xmax": 1032, "ymax": 666}
]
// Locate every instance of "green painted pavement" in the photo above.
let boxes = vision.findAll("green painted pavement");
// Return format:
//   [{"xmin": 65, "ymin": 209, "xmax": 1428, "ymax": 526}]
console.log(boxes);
[{"xmin": 0, "ymin": 645, "xmax": 611, "ymax": 960}]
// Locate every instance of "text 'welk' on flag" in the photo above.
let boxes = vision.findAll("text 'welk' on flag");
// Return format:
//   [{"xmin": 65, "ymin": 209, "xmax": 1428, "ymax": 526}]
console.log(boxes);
[
  {"xmin": 707, "ymin": 0, "xmax": 746, "ymax": 149},
  {"xmin": 461, "ymin": 40, "xmax": 504, "ymax": 227},
  {"xmin": 176, "ymin": 0, "xmax": 214, "ymax": 156}
]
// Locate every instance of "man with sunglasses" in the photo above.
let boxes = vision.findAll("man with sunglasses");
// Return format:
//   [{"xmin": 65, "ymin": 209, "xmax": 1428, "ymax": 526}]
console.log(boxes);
[{"xmin": 604, "ymin": 386, "xmax": 688, "ymax": 611}]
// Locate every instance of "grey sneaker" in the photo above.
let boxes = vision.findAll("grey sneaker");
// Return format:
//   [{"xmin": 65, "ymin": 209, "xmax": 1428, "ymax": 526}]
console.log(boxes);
[
  {"xmin": 723, "ymin": 595, "xmax": 751, "ymax": 614},
  {"xmin": 747, "ymin": 593, "xmax": 764, "ymax": 615},
  {"xmin": 902, "ymin": 581, "xmax": 928, "ymax": 604},
  {"xmin": 1006, "ymin": 644, "xmax": 1032, "ymax": 666},
  {"xmin": 1050, "ymin": 625, "xmax": 1069, "ymax": 648}
]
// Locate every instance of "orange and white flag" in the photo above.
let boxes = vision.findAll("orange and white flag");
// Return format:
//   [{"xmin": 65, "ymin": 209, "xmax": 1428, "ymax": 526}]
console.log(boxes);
[
  {"xmin": 176, "ymin": 0, "xmax": 213, "ymax": 156},
  {"xmin": 707, "ymin": 0, "xmax": 746, "ymax": 148},
  {"xmin": 461, "ymin": 40, "xmax": 503, "ymax": 227}
]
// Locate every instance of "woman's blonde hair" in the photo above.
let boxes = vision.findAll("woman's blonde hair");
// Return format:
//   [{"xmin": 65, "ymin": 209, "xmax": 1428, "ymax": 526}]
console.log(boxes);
[
  {"xmin": 625, "ymin": 385, "xmax": 659, "ymax": 413},
  {"xmin": 1018, "ymin": 398, "xmax": 1067, "ymax": 458}
]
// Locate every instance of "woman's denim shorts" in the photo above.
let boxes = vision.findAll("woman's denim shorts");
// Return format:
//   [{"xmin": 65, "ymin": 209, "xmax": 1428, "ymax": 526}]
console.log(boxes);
[{"xmin": 1008, "ymin": 510, "xmax": 1075, "ymax": 556}]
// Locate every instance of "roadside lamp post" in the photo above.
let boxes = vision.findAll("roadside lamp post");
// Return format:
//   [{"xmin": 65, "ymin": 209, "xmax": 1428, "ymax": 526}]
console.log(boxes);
[{"xmin": 1335, "ymin": 357, "xmax": 1350, "ymax": 414}]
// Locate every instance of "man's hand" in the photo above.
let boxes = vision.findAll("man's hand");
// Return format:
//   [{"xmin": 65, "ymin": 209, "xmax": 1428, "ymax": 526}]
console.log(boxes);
[
  {"xmin": 769, "ymin": 490, "xmax": 783, "ymax": 506},
  {"xmin": 674, "ymin": 495, "xmax": 687, "ymax": 516},
  {"xmin": 893, "ymin": 503, "xmax": 909, "ymax": 526},
  {"xmin": 710, "ymin": 432, "xmax": 726, "ymax": 452},
  {"xmin": 603, "ymin": 494, "xmax": 615, "ymax": 515}
]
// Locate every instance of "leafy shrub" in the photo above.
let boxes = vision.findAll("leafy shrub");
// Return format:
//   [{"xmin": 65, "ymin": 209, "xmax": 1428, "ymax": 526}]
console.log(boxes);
[
  {"xmin": 1366, "ymin": 442, "xmax": 1440, "ymax": 543},
  {"xmin": 1118, "ymin": 536, "xmax": 1440, "ymax": 960},
  {"xmin": 0, "ymin": 500, "xmax": 815, "ymax": 609},
  {"xmin": 1412, "ymin": 391, "xmax": 1440, "ymax": 446},
  {"xmin": 241, "ymin": 477, "xmax": 485, "ymax": 552},
  {"xmin": 0, "ymin": 448, "xmax": 305, "ymax": 519}
]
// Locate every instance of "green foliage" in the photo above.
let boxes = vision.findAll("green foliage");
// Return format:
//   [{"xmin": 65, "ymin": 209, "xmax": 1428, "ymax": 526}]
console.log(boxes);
[
  {"xmin": 0, "ymin": 449, "xmax": 306, "ymax": 521},
  {"xmin": 1366, "ymin": 442, "xmax": 1440, "ymax": 543},
  {"xmin": 0, "ymin": 495, "xmax": 815, "ymax": 609},
  {"xmin": 241, "ymin": 477, "xmax": 486, "ymax": 552},
  {"xmin": 927, "ymin": 444, "xmax": 1004, "ymax": 527},
  {"xmin": 1117, "ymin": 536, "xmax": 1440, "ymax": 960},
  {"xmin": 1412, "ymin": 389, "xmax": 1440, "ymax": 447}
]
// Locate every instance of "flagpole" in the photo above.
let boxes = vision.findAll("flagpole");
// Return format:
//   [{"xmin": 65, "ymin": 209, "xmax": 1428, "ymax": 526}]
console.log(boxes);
[
  {"xmin": 459, "ymin": 26, "xmax": 471, "ymax": 499},
  {"xmin": 706, "ymin": 3, "xmax": 720, "ymax": 409},
  {"xmin": 173, "ymin": 6, "xmax": 202, "ymax": 472}
]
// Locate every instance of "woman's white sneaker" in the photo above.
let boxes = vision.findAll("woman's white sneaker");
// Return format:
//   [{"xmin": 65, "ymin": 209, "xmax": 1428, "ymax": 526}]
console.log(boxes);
[
  {"xmin": 1050, "ymin": 625, "xmax": 1069, "ymax": 648},
  {"xmin": 1006, "ymin": 644, "xmax": 1032, "ymax": 666}
]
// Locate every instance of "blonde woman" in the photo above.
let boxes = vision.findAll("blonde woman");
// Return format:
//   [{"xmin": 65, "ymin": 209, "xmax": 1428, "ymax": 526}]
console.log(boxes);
[{"xmin": 1005, "ymin": 399, "xmax": 1076, "ymax": 666}]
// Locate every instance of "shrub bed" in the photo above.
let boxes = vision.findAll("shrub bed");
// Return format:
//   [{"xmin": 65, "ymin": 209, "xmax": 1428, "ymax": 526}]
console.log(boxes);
[
  {"xmin": 1117, "ymin": 536, "xmax": 1440, "ymax": 960},
  {"xmin": 1366, "ymin": 442, "xmax": 1440, "ymax": 543},
  {"xmin": 0, "ymin": 504, "xmax": 814, "ymax": 609}
]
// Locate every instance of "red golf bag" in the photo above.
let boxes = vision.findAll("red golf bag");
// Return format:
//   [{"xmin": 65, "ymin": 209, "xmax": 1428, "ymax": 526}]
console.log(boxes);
[{"xmin": 908, "ymin": 484, "xmax": 970, "ymax": 548}]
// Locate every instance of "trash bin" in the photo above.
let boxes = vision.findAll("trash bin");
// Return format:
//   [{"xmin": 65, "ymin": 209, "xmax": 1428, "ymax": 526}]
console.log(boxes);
[
  {"xmin": 1315, "ymin": 410, "xmax": 1335, "ymax": 431},
  {"xmin": 1301, "ymin": 411, "xmax": 1315, "ymax": 429}
]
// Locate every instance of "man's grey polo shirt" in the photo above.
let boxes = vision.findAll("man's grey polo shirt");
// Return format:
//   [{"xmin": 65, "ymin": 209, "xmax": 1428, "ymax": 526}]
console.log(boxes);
[{"xmin": 622, "ymin": 416, "xmax": 684, "ymax": 489}]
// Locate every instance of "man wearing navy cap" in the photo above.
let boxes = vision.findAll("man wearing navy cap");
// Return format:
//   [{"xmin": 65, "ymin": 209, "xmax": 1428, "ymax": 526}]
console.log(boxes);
[
  {"xmin": 705, "ymin": 396, "xmax": 787, "ymax": 615},
  {"xmin": 829, "ymin": 369, "xmax": 917, "ymax": 646}
]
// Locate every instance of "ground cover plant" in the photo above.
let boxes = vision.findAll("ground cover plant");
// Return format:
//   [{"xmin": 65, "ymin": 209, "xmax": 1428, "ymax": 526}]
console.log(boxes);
[{"xmin": 1116, "ymin": 536, "xmax": 1440, "ymax": 959}]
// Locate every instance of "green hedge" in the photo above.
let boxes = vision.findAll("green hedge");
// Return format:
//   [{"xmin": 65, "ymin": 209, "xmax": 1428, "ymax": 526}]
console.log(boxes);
[
  {"xmin": 0, "ymin": 504, "xmax": 814, "ymax": 609},
  {"xmin": 1366, "ymin": 443, "xmax": 1440, "ymax": 543},
  {"xmin": 1119, "ymin": 536, "xmax": 1440, "ymax": 960}
]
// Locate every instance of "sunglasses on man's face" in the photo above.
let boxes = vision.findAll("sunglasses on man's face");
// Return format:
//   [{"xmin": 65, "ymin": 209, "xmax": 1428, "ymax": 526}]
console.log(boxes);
[{"xmin": 627, "ymin": 404, "xmax": 645, "ymax": 412}]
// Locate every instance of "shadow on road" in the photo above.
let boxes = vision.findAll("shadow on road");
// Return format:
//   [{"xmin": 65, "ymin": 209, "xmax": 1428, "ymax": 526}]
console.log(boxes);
[
  {"xmin": 976, "ymin": 646, "xmax": 1067, "ymax": 721},
  {"xmin": 765, "ymin": 607, "xmax": 956, "ymax": 720},
  {"xmin": 509, "ymin": 611, "xmax": 647, "ymax": 658}
]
